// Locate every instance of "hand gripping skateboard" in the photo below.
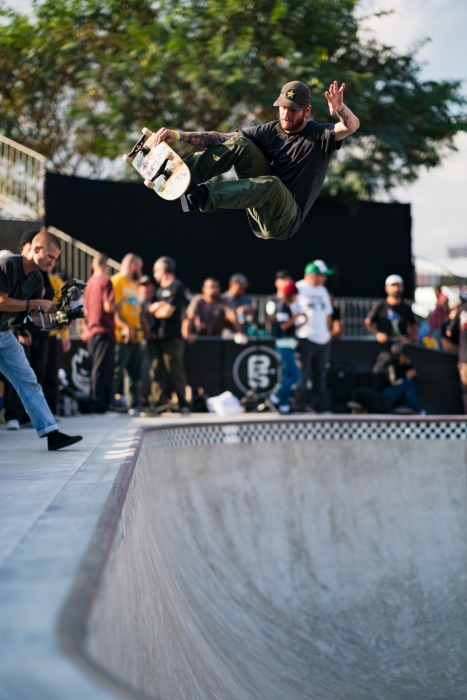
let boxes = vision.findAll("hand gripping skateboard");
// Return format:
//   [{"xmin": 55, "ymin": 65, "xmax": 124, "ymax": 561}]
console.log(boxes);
[{"xmin": 122, "ymin": 128, "xmax": 191, "ymax": 201}]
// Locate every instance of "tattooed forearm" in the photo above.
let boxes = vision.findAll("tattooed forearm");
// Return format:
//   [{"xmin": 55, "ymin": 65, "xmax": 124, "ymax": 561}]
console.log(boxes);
[
  {"xmin": 336, "ymin": 107, "xmax": 349, "ymax": 128},
  {"xmin": 179, "ymin": 131, "xmax": 237, "ymax": 147}
]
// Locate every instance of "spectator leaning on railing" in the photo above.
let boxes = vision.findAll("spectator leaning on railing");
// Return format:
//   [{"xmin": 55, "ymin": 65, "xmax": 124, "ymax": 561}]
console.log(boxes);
[
  {"xmin": 364, "ymin": 274, "xmax": 418, "ymax": 347},
  {"xmin": 0, "ymin": 231, "xmax": 82, "ymax": 450},
  {"xmin": 184, "ymin": 277, "xmax": 241, "ymax": 340},
  {"xmin": 220, "ymin": 273, "xmax": 255, "ymax": 333}
]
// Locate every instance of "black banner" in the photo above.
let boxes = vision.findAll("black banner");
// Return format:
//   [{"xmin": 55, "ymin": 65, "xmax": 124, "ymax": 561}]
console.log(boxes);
[
  {"xmin": 60, "ymin": 338, "xmax": 461, "ymax": 415},
  {"xmin": 45, "ymin": 172, "xmax": 414, "ymax": 298}
]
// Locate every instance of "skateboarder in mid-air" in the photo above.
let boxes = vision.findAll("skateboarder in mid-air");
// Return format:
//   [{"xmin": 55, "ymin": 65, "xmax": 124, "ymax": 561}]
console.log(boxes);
[{"xmin": 149, "ymin": 80, "xmax": 360, "ymax": 241}]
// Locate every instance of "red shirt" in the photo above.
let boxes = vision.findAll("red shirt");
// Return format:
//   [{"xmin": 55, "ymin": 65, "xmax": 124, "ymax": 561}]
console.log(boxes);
[{"xmin": 84, "ymin": 274, "xmax": 115, "ymax": 337}]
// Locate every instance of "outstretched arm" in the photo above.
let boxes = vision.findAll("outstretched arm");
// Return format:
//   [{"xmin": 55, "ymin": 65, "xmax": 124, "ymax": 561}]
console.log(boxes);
[
  {"xmin": 325, "ymin": 81, "xmax": 360, "ymax": 141},
  {"xmin": 150, "ymin": 128, "xmax": 237, "ymax": 148}
]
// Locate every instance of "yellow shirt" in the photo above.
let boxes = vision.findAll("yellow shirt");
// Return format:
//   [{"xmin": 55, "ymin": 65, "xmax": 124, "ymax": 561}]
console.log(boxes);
[
  {"xmin": 49, "ymin": 273, "xmax": 70, "ymax": 341},
  {"xmin": 111, "ymin": 272, "xmax": 143, "ymax": 343}
]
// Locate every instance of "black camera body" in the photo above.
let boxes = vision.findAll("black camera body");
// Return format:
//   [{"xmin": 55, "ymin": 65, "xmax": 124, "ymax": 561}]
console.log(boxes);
[
  {"xmin": 32, "ymin": 278, "xmax": 87, "ymax": 332},
  {"xmin": 53, "ymin": 279, "xmax": 87, "ymax": 328}
]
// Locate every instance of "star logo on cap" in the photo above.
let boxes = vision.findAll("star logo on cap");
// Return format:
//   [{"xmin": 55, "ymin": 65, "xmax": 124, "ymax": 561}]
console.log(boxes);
[{"xmin": 286, "ymin": 90, "xmax": 295, "ymax": 99}]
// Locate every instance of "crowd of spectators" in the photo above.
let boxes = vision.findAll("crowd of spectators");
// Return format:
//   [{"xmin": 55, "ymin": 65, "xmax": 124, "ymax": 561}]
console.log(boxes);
[{"xmin": 2, "ymin": 234, "xmax": 467, "ymax": 434}]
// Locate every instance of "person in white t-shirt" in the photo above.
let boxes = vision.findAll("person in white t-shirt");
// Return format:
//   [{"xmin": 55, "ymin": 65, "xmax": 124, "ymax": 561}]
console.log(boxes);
[{"xmin": 291, "ymin": 260, "xmax": 334, "ymax": 412}]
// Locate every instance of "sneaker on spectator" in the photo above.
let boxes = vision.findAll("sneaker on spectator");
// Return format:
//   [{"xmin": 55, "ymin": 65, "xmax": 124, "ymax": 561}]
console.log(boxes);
[
  {"xmin": 279, "ymin": 405, "xmax": 290, "ymax": 414},
  {"xmin": 7, "ymin": 419, "xmax": 20, "ymax": 430},
  {"xmin": 128, "ymin": 407, "xmax": 140, "ymax": 417},
  {"xmin": 269, "ymin": 393, "xmax": 280, "ymax": 406}
]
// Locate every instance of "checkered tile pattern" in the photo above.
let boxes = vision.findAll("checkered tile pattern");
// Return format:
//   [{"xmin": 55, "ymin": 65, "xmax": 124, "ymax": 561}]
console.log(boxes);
[{"xmin": 143, "ymin": 420, "xmax": 467, "ymax": 452}]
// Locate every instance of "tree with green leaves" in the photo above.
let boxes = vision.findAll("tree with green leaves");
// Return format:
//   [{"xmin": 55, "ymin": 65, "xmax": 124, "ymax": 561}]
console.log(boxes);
[{"xmin": 0, "ymin": 0, "xmax": 465, "ymax": 197}]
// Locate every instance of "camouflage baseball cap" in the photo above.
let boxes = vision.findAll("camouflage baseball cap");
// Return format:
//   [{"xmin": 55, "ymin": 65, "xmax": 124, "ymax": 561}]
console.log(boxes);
[{"xmin": 273, "ymin": 81, "xmax": 311, "ymax": 110}]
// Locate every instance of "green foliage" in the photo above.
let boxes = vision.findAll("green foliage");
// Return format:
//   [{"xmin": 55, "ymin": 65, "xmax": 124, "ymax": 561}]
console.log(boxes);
[{"xmin": 0, "ymin": 0, "xmax": 465, "ymax": 196}]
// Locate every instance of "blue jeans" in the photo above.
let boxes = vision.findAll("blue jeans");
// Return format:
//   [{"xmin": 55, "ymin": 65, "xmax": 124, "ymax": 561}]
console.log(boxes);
[
  {"xmin": 0, "ymin": 330, "xmax": 58, "ymax": 437},
  {"xmin": 275, "ymin": 347, "xmax": 301, "ymax": 406},
  {"xmin": 382, "ymin": 378, "xmax": 421, "ymax": 413}
]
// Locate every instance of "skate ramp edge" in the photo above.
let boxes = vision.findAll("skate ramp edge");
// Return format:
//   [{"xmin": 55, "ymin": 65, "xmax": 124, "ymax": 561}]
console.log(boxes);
[{"xmin": 59, "ymin": 418, "xmax": 467, "ymax": 700}]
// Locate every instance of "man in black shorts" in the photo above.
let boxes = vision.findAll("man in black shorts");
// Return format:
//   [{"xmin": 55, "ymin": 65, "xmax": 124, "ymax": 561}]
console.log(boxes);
[
  {"xmin": 364, "ymin": 274, "xmax": 418, "ymax": 348},
  {"xmin": 149, "ymin": 80, "xmax": 360, "ymax": 240}
]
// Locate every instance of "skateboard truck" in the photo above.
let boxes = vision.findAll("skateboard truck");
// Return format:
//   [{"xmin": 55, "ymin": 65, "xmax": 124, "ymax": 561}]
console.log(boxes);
[{"xmin": 122, "ymin": 128, "xmax": 191, "ymax": 201}]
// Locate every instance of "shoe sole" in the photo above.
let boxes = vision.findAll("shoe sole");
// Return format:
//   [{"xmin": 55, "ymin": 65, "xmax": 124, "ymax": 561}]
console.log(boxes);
[{"xmin": 48, "ymin": 436, "xmax": 83, "ymax": 451}]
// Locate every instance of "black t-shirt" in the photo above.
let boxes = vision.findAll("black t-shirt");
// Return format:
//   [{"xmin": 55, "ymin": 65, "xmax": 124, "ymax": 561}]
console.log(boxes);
[
  {"xmin": 152, "ymin": 279, "xmax": 187, "ymax": 339},
  {"xmin": 0, "ymin": 255, "xmax": 43, "ymax": 333},
  {"xmin": 273, "ymin": 301, "xmax": 295, "ymax": 340},
  {"xmin": 372, "ymin": 351, "xmax": 413, "ymax": 391},
  {"xmin": 367, "ymin": 300, "xmax": 416, "ymax": 339},
  {"xmin": 447, "ymin": 303, "xmax": 467, "ymax": 362},
  {"xmin": 240, "ymin": 120, "xmax": 341, "ymax": 240},
  {"xmin": 10, "ymin": 269, "xmax": 54, "ymax": 337}
]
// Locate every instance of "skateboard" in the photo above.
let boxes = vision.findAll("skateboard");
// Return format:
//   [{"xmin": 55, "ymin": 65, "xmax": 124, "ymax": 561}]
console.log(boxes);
[{"xmin": 122, "ymin": 128, "xmax": 191, "ymax": 200}]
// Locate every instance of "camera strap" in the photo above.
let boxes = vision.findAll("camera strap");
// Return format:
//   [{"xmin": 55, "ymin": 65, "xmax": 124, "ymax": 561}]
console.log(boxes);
[{"xmin": 24, "ymin": 299, "xmax": 33, "ymax": 323}]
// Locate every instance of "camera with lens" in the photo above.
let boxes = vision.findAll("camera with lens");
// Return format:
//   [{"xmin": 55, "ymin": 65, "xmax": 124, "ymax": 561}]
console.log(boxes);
[{"xmin": 31, "ymin": 278, "xmax": 87, "ymax": 331}]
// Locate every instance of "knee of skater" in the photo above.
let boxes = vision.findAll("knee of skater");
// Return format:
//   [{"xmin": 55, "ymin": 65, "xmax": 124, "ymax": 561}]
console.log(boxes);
[{"xmin": 229, "ymin": 135, "xmax": 251, "ymax": 149}]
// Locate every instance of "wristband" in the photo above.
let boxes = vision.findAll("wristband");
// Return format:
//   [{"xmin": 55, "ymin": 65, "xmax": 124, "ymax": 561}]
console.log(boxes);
[{"xmin": 172, "ymin": 130, "xmax": 180, "ymax": 141}]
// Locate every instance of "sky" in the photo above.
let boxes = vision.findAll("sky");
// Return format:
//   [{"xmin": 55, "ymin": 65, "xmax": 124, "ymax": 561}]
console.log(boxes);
[
  {"xmin": 5, "ymin": 0, "xmax": 467, "ymax": 261},
  {"xmin": 359, "ymin": 0, "xmax": 467, "ymax": 261}
]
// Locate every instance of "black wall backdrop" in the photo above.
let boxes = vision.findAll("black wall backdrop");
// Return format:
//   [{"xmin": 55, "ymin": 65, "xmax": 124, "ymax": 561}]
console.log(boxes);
[{"xmin": 45, "ymin": 172, "xmax": 414, "ymax": 297}]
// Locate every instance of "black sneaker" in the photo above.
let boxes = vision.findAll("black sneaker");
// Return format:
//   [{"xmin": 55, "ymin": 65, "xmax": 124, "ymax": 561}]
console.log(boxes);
[
  {"xmin": 47, "ymin": 430, "xmax": 83, "ymax": 451},
  {"xmin": 180, "ymin": 183, "xmax": 209, "ymax": 212}
]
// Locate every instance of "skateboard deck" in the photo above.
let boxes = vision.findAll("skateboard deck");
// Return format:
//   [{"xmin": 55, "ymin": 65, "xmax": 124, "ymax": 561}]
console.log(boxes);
[{"xmin": 122, "ymin": 128, "xmax": 191, "ymax": 200}]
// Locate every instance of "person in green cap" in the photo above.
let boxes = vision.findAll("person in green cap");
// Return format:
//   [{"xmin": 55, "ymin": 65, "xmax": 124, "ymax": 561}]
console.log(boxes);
[
  {"xmin": 148, "ymin": 80, "xmax": 360, "ymax": 241},
  {"xmin": 291, "ymin": 260, "xmax": 334, "ymax": 412}
]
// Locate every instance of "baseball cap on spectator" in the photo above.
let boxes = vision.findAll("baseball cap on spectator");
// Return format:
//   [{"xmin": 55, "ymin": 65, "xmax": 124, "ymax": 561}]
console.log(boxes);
[
  {"xmin": 275, "ymin": 270, "xmax": 292, "ymax": 280},
  {"xmin": 283, "ymin": 281, "xmax": 299, "ymax": 296},
  {"xmin": 385, "ymin": 274, "xmax": 404, "ymax": 286},
  {"xmin": 229, "ymin": 273, "xmax": 249, "ymax": 286},
  {"xmin": 19, "ymin": 228, "xmax": 40, "ymax": 252},
  {"xmin": 139, "ymin": 275, "xmax": 153, "ymax": 285},
  {"xmin": 305, "ymin": 260, "xmax": 334, "ymax": 275}
]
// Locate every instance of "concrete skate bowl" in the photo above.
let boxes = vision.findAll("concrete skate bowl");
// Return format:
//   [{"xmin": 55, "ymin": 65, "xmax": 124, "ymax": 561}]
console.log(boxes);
[{"xmin": 61, "ymin": 418, "xmax": 467, "ymax": 700}]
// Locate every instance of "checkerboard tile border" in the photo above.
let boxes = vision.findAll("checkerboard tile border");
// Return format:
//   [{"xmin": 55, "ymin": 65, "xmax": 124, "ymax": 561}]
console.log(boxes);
[{"xmin": 143, "ymin": 420, "xmax": 467, "ymax": 451}]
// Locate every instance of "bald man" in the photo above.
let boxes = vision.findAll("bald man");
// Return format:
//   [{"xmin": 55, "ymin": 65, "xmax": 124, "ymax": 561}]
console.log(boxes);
[{"xmin": 0, "ymin": 231, "xmax": 82, "ymax": 450}]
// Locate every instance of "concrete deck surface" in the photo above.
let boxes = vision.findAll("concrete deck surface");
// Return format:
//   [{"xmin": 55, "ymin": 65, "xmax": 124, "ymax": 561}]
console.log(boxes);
[{"xmin": 1, "ymin": 414, "xmax": 466, "ymax": 700}]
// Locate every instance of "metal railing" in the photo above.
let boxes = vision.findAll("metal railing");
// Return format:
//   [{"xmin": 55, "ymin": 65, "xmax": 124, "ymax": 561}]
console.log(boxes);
[
  {"xmin": 0, "ymin": 134, "xmax": 46, "ymax": 220},
  {"xmin": 333, "ymin": 297, "xmax": 379, "ymax": 338},
  {"xmin": 251, "ymin": 295, "xmax": 378, "ymax": 339},
  {"xmin": 48, "ymin": 226, "xmax": 121, "ymax": 281}
]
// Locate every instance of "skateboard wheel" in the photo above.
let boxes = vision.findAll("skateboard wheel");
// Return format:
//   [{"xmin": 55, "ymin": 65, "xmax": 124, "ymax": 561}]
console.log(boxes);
[
  {"xmin": 122, "ymin": 154, "xmax": 132, "ymax": 163},
  {"xmin": 166, "ymin": 151, "xmax": 175, "ymax": 160},
  {"xmin": 142, "ymin": 127, "xmax": 152, "ymax": 136},
  {"xmin": 143, "ymin": 179, "xmax": 155, "ymax": 189}
]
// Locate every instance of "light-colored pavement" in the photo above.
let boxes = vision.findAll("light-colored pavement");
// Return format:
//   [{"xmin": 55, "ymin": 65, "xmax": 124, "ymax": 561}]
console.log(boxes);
[{"xmin": 1, "ymin": 415, "xmax": 466, "ymax": 700}]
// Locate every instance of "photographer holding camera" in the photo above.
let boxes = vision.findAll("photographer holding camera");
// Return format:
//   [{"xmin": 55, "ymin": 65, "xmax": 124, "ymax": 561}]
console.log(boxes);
[{"xmin": 0, "ymin": 231, "xmax": 82, "ymax": 450}]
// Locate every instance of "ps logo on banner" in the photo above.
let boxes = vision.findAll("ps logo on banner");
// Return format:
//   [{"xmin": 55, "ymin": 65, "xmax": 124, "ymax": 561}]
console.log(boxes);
[
  {"xmin": 71, "ymin": 347, "xmax": 91, "ymax": 394},
  {"xmin": 233, "ymin": 345, "xmax": 280, "ymax": 396}
]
